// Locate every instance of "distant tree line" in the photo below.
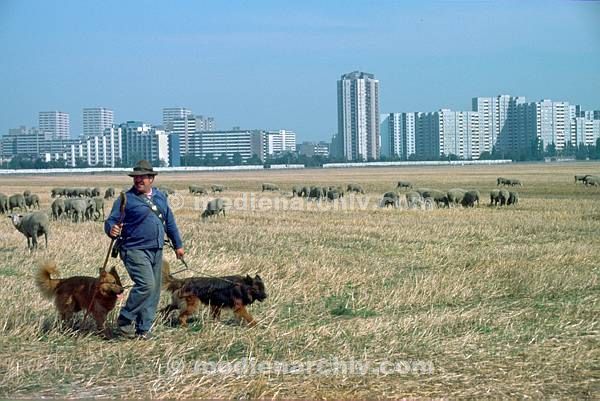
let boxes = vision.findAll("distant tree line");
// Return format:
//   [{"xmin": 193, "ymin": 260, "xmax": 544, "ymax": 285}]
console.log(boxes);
[{"xmin": 3, "ymin": 139, "xmax": 600, "ymax": 169}]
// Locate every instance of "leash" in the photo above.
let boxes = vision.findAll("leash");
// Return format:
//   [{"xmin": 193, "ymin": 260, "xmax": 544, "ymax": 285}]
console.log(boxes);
[
  {"xmin": 82, "ymin": 192, "xmax": 127, "ymax": 326},
  {"xmin": 169, "ymin": 255, "xmax": 235, "ymax": 285}
]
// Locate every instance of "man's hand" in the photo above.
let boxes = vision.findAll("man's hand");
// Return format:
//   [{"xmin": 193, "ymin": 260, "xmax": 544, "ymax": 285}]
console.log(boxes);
[
  {"xmin": 110, "ymin": 223, "xmax": 123, "ymax": 238},
  {"xmin": 175, "ymin": 248, "xmax": 185, "ymax": 260}
]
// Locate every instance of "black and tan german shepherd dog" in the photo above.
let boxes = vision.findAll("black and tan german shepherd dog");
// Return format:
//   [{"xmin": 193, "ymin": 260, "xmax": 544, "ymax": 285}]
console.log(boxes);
[{"xmin": 161, "ymin": 261, "xmax": 267, "ymax": 327}]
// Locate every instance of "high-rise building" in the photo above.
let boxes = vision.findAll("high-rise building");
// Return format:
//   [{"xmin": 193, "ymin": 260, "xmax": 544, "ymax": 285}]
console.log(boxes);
[
  {"xmin": 572, "ymin": 116, "xmax": 600, "ymax": 147},
  {"xmin": 535, "ymin": 99, "xmax": 572, "ymax": 151},
  {"xmin": 336, "ymin": 71, "xmax": 380, "ymax": 161},
  {"xmin": 39, "ymin": 111, "xmax": 70, "ymax": 140},
  {"xmin": 380, "ymin": 113, "xmax": 416, "ymax": 160},
  {"xmin": 438, "ymin": 109, "xmax": 481, "ymax": 159},
  {"xmin": 472, "ymin": 95, "xmax": 526, "ymax": 155},
  {"xmin": 162, "ymin": 107, "xmax": 192, "ymax": 132},
  {"xmin": 83, "ymin": 108, "xmax": 114, "ymax": 137},
  {"xmin": 414, "ymin": 112, "xmax": 440, "ymax": 160}
]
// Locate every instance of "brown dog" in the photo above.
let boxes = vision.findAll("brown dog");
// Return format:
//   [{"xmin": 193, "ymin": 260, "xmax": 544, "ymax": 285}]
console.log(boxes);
[
  {"xmin": 161, "ymin": 261, "xmax": 267, "ymax": 327},
  {"xmin": 36, "ymin": 261, "xmax": 124, "ymax": 337}
]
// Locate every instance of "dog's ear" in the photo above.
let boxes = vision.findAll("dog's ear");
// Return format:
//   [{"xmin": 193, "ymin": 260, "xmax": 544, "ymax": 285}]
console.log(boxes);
[{"xmin": 255, "ymin": 274, "xmax": 262, "ymax": 281}]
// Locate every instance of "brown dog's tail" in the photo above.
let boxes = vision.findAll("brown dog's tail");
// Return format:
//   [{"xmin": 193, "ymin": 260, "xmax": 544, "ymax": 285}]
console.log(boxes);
[
  {"xmin": 35, "ymin": 261, "xmax": 60, "ymax": 299},
  {"xmin": 161, "ymin": 259, "xmax": 184, "ymax": 292}
]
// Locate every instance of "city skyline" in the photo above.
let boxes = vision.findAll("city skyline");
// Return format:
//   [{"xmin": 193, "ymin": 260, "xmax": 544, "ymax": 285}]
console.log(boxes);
[{"xmin": 1, "ymin": 1, "xmax": 599, "ymax": 141}]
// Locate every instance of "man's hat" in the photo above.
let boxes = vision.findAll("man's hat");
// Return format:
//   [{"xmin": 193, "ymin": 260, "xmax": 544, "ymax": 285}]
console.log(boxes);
[{"xmin": 128, "ymin": 160, "xmax": 158, "ymax": 177}]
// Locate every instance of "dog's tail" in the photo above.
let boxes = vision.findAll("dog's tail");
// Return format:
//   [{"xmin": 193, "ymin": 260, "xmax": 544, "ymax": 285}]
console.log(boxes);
[
  {"xmin": 162, "ymin": 259, "xmax": 184, "ymax": 292},
  {"xmin": 35, "ymin": 261, "xmax": 60, "ymax": 298}
]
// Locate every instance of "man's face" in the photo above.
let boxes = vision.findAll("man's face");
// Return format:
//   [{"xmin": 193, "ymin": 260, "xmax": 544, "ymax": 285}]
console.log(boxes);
[{"xmin": 133, "ymin": 174, "xmax": 154, "ymax": 193}]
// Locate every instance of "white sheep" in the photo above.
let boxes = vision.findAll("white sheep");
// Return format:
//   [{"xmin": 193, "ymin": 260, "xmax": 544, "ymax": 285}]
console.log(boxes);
[{"xmin": 10, "ymin": 212, "xmax": 49, "ymax": 251}]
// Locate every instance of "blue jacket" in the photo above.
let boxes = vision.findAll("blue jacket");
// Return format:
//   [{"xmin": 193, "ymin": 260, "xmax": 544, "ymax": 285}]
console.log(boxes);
[{"xmin": 104, "ymin": 187, "xmax": 183, "ymax": 251}]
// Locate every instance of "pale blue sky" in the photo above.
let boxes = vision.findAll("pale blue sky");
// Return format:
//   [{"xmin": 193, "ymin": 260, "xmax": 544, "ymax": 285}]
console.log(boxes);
[{"xmin": 1, "ymin": 0, "xmax": 599, "ymax": 141}]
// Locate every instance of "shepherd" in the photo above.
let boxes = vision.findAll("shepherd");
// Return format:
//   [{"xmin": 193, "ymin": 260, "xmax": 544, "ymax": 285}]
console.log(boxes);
[{"xmin": 105, "ymin": 160, "xmax": 185, "ymax": 339}]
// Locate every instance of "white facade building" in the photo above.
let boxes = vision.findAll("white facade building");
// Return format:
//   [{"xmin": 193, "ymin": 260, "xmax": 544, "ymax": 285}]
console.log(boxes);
[
  {"xmin": 336, "ymin": 71, "xmax": 380, "ymax": 161},
  {"xmin": 83, "ymin": 108, "xmax": 114, "ymax": 137},
  {"xmin": 536, "ymin": 99, "xmax": 571, "ymax": 150},
  {"xmin": 472, "ymin": 95, "xmax": 526, "ymax": 155},
  {"xmin": 438, "ymin": 109, "xmax": 481, "ymax": 160},
  {"xmin": 39, "ymin": 111, "xmax": 70, "ymax": 140},
  {"xmin": 573, "ymin": 117, "xmax": 600, "ymax": 146},
  {"xmin": 380, "ymin": 113, "xmax": 416, "ymax": 160},
  {"xmin": 265, "ymin": 130, "xmax": 296, "ymax": 156},
  {"xmin": 163, "ymin": 107, "xmax": 192, "ymax": 131}
]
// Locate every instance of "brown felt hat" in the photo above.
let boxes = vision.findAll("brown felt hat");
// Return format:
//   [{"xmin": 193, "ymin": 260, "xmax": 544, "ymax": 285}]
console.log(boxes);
[{"xmin": 128, "ymin": 160, "xmax": 158, "ymax": 177}]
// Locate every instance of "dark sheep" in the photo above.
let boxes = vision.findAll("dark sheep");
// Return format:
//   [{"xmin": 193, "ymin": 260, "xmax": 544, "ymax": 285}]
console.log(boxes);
[
  {"xmin": 104, "ymin": 187, "xmax": 115, "ymax": 199},
  {"xmin": 346, "ymin": 183, "xmax": 365, "ymax": 194},
  {"xmin": 326, "ymin": 189, "xmax": 340, "ymax": 201},
  {"xmin": 508, "ymin": 191, "xmax": 519, "ymax": 206},
  {"xmin": 202, "ymin": 198, "xmax": 225, "ymax": 219},
  {"xmin": 189, "ymin": 185, "xmax": 207, "ymax": 196},
  {"xmin": 396, "ymin": 181, "xmax": 413, "ymax": 190},
  {"xmin": 381, "ymin": 191, "xmax": 399, "ymax": 208},
  {"xmin": 461, "ymin": 190, "xmax": 480, "ymax": 208},
  {"xmin": 262, "ymin": 183, "xmax": 279, "ymax": 192}
]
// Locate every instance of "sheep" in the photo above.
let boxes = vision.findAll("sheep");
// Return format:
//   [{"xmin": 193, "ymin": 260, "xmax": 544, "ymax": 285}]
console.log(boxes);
[
  {"xmin": 91, "ymin": 187, "xmax": 101, "ymax": 197},
  {"xmin": 346, "ymin": 183, "xmax": 365, "ymax": 194},
  {"xmin": 91, "ymin": 197, "xmax": 105, "ymax": 220},
  {"xmin": 104, "ymin": 187, "xmax": 115, "ymax": 199},
  {"xmin": 210, "ymin": 184, "xmax": 225, "ymax": 193},
  {"xmin": 262, "ymin": 183, "xmax": 279, "ymax": 192},
  {"xmin": 381, "ymin": 191, "xmax": 400, "ymax": 208},
  {"xmin": 23, "ymin": 190, "xmax": 31, "ymax": 197},
  {"xmin": 0, "ymin": 193, "xmax": 8, "ymax": 214},
  {"xmin": 584, "ymin": 176, "xmax": 600, "ymax": 187},
  {"xmin": 419, "ymin": 189, "xmax": 449, "ymax": 208},
  {"xmin": 490, "ymin": 189, "xmax": 501, "ymax": 206},
  {"xmin": 326, "ymin": 189, "xmax": 340, "ymax": 201},
  {"xmin": 405, "ymin": 191, "xmax": 424, "ymax": 209},
  {"xmin": 189, "ymin": 185, "xmax": 207, "ymax": 196},
  {"xmin": 447, "ymin": 188, "xmax": 466, "ymax": 207},
  {"xmin": 499, "ymin": 189, "xmax": 510, "ymax": 206},
  {"xmin": 68, "ymin": 198, "xmax": 89, "ymax": 223},
  {"xmin": 507, "ymin": 191, "xmax": 519, "ymax": 206},
  {"xmin": 24, "ymin": 194, "xmax": 40, "ymax": 210},
  {"xmin": 461, "ymin": 190, "xmax": 480, "ymax": 208},
  {"xmin": 201, "ymin": 198, "xmax": 225, "ymax": 219},
  {"xmin": 292, "ymin": 185, "xmax": 304, "ymax": 197},
  {"xmin": 9, "ymin": 194, "xmax": 26, "ymax": 212},
  {"xmin": 396, "ymin": 181, "xmax": 413, "ymax": 190},
  {"xmin": 10, "ymin": 211, "xmax": 49, "ymax": 251},
  {"xmin": 51, "ymin": 198, "xmax": 66, "ymax": 220}
]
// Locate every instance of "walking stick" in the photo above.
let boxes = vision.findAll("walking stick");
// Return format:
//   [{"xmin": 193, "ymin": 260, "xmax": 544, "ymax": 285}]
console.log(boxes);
[{"xmin": 101, "ymin": 191, "xmax": 127, "ymax": 273}]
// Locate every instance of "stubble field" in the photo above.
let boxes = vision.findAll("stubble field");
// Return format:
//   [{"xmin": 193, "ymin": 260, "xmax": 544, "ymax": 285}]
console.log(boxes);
[{"xmin": 0, "ymin": 162, "xmax": 598, "ymax": 399}]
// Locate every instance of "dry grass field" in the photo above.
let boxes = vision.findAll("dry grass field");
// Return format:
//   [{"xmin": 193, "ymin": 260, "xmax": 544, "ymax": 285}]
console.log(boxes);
[{"xmin": 0, "ymin": 162, "xmax": 598, "ymax": 399}]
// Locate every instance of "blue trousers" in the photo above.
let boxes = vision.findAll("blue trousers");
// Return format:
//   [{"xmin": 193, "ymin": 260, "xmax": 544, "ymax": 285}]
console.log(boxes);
[{"xmin": 119, "ymin": 248, "xmax": 163, "ymax": 333}]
